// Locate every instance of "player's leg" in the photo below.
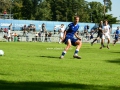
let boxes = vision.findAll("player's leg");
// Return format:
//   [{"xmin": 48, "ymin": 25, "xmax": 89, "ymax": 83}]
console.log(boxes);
[
  {"xmin": 59, "ymin": 37, "xmax": 62, "ymax": 43},
  {"xmin": 100, "ymin": 37, "xmax": 104, "ymax": 49},
  {"xmin": 59, "ymin": 39, "xmax": 71, "ymax": 59},
  {"xmin": 73, "ymin": 40, "xmax": 82, "ymax": 59},
  {"xmin": 100, "ymin": 35, "xmax": 105, "ymax": 49},
  {"xmin": 91, "ymin": 36, "xmax": 99, "ymax": 46},
  {"xmin": 107, "ymin": 35, "xmax": 110, "ymax": 49},
  {"xmin": 113, "ymin": 37, "xmax": 118, "ymax": 45}
]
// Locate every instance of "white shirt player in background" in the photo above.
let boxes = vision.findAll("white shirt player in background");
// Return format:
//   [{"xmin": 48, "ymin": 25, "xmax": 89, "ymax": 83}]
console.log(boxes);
[
  {"xmin": 59, "ymin": 24, "xmax": 65, "ymax": 43},
  {"xmin": 100, "ymin": 20, "xmax": 110, "ymax": 49},
  {"xmin": 8, "ymin": 23, "xmax": 12, "ymax": 42}
]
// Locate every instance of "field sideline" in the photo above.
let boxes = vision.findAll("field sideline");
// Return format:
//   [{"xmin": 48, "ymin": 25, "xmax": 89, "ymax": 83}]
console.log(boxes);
[{"xmin": 0, "ymin": 42, "xmax": 120, "ymax": 90}]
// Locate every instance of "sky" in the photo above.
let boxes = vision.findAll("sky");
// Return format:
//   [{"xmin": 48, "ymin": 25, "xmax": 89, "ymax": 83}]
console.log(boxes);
[{"xmin": 86, "ymin": 0, "xmax": 120, "ymax": 20}]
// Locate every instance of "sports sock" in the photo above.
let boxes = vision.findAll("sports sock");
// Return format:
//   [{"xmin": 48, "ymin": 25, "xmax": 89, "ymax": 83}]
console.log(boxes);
[
  {"xmin": 101, "ymin": 43, "xmax": 104, "ymax": 47},
  {"xmin": 74, "ymin": 49, "xmax": 79, "ymax": 56},
  {"xmin": 61, "ymin": 51, "xmax": 66, "ymax": 56},
  {"xmin": 93, "ymin": 39, "xmax": 97, "ymax": 43}
]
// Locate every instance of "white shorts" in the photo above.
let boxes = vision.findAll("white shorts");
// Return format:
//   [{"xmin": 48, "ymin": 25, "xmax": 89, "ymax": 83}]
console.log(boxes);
[
  {"xmin": 102, "ymin": 33, "xmax": 110, "ymax": 39},
  {"xmin": 41, "ymin": 33, "xmax": 45, "ymax": 36},
  {"xmin": 8, "ymin": 30, "xmax": 11, "ymax": 37},
  {"xmin": 59, "ymin": 33, "xmax": 64, "ymax": 38}
]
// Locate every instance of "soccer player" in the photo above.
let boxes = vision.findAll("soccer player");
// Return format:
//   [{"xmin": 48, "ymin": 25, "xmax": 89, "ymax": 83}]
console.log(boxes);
[
  {"xmin": 59, "ymin": 24, "xmax": 65, "ymax": 43},
  {"xmin": 91, "ymin": 21, "xmax": 104, "ymax": 46},
  {"xmin": 113, "ymin": 26, "xmax": 120, "ymax": 45},
  {"xmin": 59, "ymin": 16, "xmax": 82, "ymax": 59},
  {"xmin": 100, "ymin": 20, "xmax": 111, "ymax": 49},
  {"xmin": 8, "ymin": 23, "xmax": 12, "ymax": 42}
]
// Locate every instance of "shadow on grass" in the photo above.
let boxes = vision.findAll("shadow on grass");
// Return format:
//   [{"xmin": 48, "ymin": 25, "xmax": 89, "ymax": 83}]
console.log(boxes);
[
  {"xmin": 106, "ymin": 59, "xmax": 120, "ymax": 65},
  {"xmin": 0, "ymin": 80, "xmax": 120, "ymax": 90},
  {"xmin": 111, "ymin": 51, "xmax": 120, "ymax": 53},
  {"xmin": 39, "ymin": 55, "xmax": 59, "ymax": 59}
]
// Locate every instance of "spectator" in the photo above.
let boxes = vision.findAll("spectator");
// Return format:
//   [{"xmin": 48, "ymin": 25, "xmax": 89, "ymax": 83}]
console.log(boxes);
[
  {"xmin": 3, "ymin": 10, "xmax": 7, "ymax": 19},
  {"xmin": 14, "ymin": 33, "xmax": 18, "ymax": 42},
  {"xmin": 84, "ymin": 25, "xmax": 88, "ymax": 36},
  {"xmin": 7, "ymin": 23, "xmax": 12, "ymax": 42},
  {"xmin": 58, "ymin": 24, "xmax": 65, "ymax": 43},
  {"xmin": 86, "ymin": 25, "xmax": 89, "ymax": 32},
  {"xmin": 0, "ymin": 28, "xmax": 3, "ymax": 33},
  {"xmin": 53, "ymin": 26, "xmax": 56, "ymax": 34},
  {"xmin": 35, "ymin": 32, "xmax": 38, "ymax": 42},
  {"xmin": 11, "ymin": 32, "xmax": 14, "ymax": 42},
  {"xmin": 4, "ymin": 28, "xmax": 8, "ymax": 33},
  {"xmin": 26, "ymin": 32, "xmax": 29, "ymax": 42},
  {"xmin": 48, "ymin": 31, "xmax": 52, "ymax": 42},
  {"xmin": 44, "ymin": 31, "xmax": 48, "ymax": 42},
  {"xmin": 23, "ymin": 25, "xmax": 27, "ymax": 37},
  {"xmin": 41, "ymin": 23, "xmax": 47, "ymax": 42},
  {"xmin": 38, "ymin": 32, "xmax": 41, "ymax": 42}
]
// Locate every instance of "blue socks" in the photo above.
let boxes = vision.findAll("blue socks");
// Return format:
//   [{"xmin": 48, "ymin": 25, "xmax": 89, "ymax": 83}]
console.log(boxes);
[
  {"xmin": 61, "ymin": 51, "xmax": 66, "ymax": 56},
  {"xmin": 74, "ymin": 49, "xmax": 79, "ymax": 56}
]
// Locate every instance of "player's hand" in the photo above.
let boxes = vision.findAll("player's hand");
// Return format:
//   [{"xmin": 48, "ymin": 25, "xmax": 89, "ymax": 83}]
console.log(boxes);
[
  {"xmin": 78, "ymin": 38, "xmax": 81, "ymax": 41},
  {"xmin": 61, "ymin": 38, "xmax": 65, "ymax": 43}
]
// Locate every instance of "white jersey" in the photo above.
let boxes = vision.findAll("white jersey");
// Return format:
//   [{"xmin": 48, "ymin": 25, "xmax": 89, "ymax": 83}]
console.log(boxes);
[
  {"xmin": 102, "ymin": 25, "xmax": 110, "ymax": 39},
  {"xmin": 103, "ymin": 25, "xmax": 110, "ymax": 34},
  {"xmin": 8, "ymin": 30, "xmax": 11, "ymax": 37},
  {"xmin": 59, "ymin": 27, "xmax": 65, "ymax": 37}
]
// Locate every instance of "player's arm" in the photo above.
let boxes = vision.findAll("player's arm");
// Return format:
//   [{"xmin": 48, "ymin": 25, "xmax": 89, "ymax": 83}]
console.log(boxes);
[
  {"xmin": 109, "ymin": 25, "xmax": 111, "ymax": 34},
  {"xmin": 62, "ymin": 30, "xmax": 66, "ymax": 41},
  {"xmin": 74, "ymin": 32, "xmax": 81, "ymax": 40},
  {"xmin": 102, "ymin": 26, "xmax": 105, "ymax": 35},
  {"xmin": 62, "ymin": 25, "xmax": 69, "ymax": 41}
]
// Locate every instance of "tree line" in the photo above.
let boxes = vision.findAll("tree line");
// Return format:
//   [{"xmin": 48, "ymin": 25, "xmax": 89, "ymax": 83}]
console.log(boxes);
[{"xmin": 0, "ymin": 0, "xmax": 118, "ymax": 24}]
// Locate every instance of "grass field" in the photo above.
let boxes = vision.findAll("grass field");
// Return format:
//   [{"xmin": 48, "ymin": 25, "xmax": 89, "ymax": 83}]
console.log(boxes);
[{"xmin": 0, "ymin": 42, "xmax": 120, "ymax": 90}]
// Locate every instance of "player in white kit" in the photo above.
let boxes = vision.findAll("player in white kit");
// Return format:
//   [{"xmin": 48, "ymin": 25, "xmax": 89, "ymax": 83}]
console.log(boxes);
[
  {"xmin": 59, "ymin": 24, "xmax": 65, "ymax": 43},
  {"xmin": 100, "ymin": 20, "xmax": 111, "ymax": 49}
]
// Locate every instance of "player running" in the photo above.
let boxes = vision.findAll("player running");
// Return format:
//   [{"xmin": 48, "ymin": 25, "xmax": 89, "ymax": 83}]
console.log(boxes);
[
  {"xmin": 58, "ymin": 24, "xmax": 65, "ymax": 44},
  {"xmin": 113, "ymin": 26, "xmax": 120, "ymax": 46},
  {"xmin": 91, "ymin": 21, "xmax": 104, "ymax": 46},
  {"xmin": 100, "ymin": 20, "xmax": 111, "ymax": 49},
  {"xmin": 59, "ymin": 16, "xmax": 82, "ymax": 59}
]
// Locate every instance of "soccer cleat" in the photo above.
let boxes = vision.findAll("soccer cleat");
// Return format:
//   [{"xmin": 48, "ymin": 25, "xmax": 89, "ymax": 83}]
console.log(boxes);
[
  {"xmin": 107, "ymin": 45, "xmax": 110, "ymax": 49},
  {"xmin": 59, "ymin": 56, "xmax": 64, "ymax": 59},
  {"xmin": 73, "ymin": 55, "xmax": 81, "ymax": 59},
  {"xmin": 100, "ymin": 46, "xmax": 102, "ymax": 49},
  {"xmin": 103, "ymin": 45, "xmax": 106, "ymax": 47},
  {"xmin": 91, "ymin": 42, "xmax": 93, "ymax": 46}
]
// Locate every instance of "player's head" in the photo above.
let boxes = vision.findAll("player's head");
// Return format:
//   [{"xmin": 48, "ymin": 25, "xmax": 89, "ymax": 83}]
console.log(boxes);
[
  {"xmin": 74, "ymin": 16, "xmax": 80, "ymax": 24},
  {"xmin": 117, "ymin": 26, "xmax": 119, "ymax": 29},
  {"xmin": 104, "ymin": 20, "xmax": 108, "ymax": 25},
  {"xmin": 61, "ymin": 24, "xmax": 64, "ymax": 28},
  {"xmin": 100, "ymin": 21, "xmax": 103, "ymax": 23}
]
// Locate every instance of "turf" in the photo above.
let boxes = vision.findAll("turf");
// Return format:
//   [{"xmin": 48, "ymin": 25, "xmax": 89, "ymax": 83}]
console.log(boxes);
[{"xmin": 0, "ymin": 42, "xmax": 120, "ymax": 90}]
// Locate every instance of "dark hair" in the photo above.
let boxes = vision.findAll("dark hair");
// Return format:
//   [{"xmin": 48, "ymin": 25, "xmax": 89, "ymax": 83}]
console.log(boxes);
[
  {"xmin": 104, "ymin": 19, "xmax": 108, "ymax": 23},
  {"xmin": 74, "ymin": 16, "xmax": 80, "ymax": 19}
]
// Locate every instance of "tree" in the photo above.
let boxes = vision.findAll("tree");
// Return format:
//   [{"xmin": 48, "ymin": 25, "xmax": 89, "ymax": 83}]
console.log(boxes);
[
  {"xmin": 105, "ymin": 14, "xmax": 118, "ymax": 24},
  {"xmin": 0, "ymin": 0, "xmax": 12, "ymax": 14},
  {"xmin": 22, "ymin": 0, "xmax": 33, "ymax": 19},
  {"xmin": 88, "ymin": 1, "xmax": 104, "ymax": 23},
  {"xmin": 12, "ymin": 0, "xmax": 23, "ymax": 19},
  {"xmin": 35, "ymin": 0, "xmax": 52, "ymax": 20}
]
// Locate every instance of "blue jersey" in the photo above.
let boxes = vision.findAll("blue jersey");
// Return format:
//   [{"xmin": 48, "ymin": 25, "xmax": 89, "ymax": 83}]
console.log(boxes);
[
  {"xmin": 115, "ymin": 29, "xmax": 120, "ymax": 37},
  {"xmin": 66, "ymin": 23, "xmax": 79, "ymax": 37}
]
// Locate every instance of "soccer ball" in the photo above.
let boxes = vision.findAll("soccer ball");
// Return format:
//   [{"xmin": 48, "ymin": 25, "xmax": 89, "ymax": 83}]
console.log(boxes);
[{"xmin": 0, "ymin": 50, "xmax": 4, "ymax": 56}]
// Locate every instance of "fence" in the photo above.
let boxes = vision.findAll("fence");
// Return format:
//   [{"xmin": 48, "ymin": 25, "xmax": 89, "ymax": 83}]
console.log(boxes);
[{"xmin": 0, "ymin": 31, "xmax": 118, "ymax": 43}]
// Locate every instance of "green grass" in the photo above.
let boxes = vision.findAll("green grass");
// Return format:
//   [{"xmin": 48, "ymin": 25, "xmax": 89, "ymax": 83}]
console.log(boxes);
[{"xmin": 0, "ymin": 42, "xmax": 120, "ymax": 90}]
